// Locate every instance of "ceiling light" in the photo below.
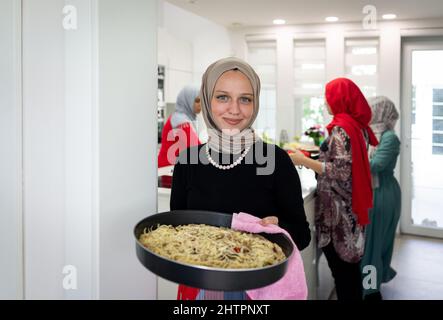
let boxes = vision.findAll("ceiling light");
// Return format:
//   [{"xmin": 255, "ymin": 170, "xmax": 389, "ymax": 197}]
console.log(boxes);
[
  {"xmin": 273, "ymin": 19, "xmax": 286, "ymax": 25},
  {"xmin": 382, "ymin": 14, "xmax": 397, "ymax": 20},
  {"xmin": 325, "ymin": 16, "xmax": 339, "ymax": 22}
]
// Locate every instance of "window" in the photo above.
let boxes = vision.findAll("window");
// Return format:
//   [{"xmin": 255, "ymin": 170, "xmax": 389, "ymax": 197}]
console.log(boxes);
[
  {"xmin": 432, "ymin": 88, "xmax": 443, "ymax": 154},
  {"xmin": 345, "ymin": 38, "xmax": 379, "ymax": 98},
  {"xmin": 293, "ymin": 40, "xmax": 326, "ymax": 135},
  {"xmin": 247, "ymin": 41, "xmax": 277, "ymax": 140}
]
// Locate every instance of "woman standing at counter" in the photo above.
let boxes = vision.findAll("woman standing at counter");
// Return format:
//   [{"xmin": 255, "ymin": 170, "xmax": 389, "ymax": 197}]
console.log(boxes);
[
  {"xmin": 290, "ymin": 78, "xmax": 378, "ymax": 300},
  {"xmin": 361, "ymin": 96, "xmax": 401, "ymax": 300},
  {"xmin": 158, "ymin": 85, "xmax": 201, "ymax": 168},
  {"xmin": 170, "ymin": 57, "xmax": 311, "ymax": 300}
]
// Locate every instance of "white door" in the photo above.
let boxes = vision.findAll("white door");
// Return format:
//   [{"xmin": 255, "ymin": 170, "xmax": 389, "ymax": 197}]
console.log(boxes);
[{"xmin": 401, "ymin": 38, "xmax": 443, "ymax": 238}]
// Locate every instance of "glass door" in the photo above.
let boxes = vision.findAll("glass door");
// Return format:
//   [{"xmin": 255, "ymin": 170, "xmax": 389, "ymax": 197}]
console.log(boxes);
[{"xmin": 401, "ymin": 39, "xmax": 443, "ymax": 238}]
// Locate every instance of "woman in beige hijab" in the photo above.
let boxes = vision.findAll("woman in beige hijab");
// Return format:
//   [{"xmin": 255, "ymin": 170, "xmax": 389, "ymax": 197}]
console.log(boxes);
[
  {"xmin": 171, "ymin": 57, "xmax": 310, "ymax": 300},
  {"xmin": 360, "ymin": 96, "xmax": 401, "ymax": 300}
]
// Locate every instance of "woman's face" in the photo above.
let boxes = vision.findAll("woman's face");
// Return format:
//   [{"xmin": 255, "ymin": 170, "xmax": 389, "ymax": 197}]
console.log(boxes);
[
  {"xmin": 193, "ymin": 96, "xmax": 201, "ymax": 114},
  {"xmin": 211, "ymin": 70, "xmax": 254, "ymax": 132}
]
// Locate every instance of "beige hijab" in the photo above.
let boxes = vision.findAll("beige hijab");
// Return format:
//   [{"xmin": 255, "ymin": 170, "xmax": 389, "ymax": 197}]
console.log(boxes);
[
  {"xmin": 369, "ymin": 96, "xmax": 399, "ymax": 141},
  {"xmin": 200, "ymin": 57, "xmax": 261, "ymax": 154},
  {"xmin": 368, "ymin": 96, "xmax": 399, "ymax": 188}
]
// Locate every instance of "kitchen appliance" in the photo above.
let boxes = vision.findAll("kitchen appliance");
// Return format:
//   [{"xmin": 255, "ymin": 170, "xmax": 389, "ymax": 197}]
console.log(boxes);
[{"xmin": 134, "ymin": 210, "xmax": 294, "ymax": 291}]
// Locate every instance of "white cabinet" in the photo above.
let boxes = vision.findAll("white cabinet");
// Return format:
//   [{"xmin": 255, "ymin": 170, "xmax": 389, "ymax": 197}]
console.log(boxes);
[{"xmin": 300, "ymin": 194, "xmax": 318, "ymax": 300}]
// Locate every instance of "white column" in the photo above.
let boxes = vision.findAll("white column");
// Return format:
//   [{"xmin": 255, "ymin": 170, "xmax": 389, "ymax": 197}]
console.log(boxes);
[
  {"xmin": 379, "ymin": 24, "xmax": 401, "ymax": 119},
  {"xmin": 62, "ymin": 0, "xmax": 95, "ymax": 300},
  {"xmin": 324, "ymin": 27, "xmax": 345, "ymax": 125},
  {"xmin": 97, "ymin": 0, "xmax": 158, "ymax": 299},
  {"xmin": 0, "ymin": 0, "xmax": 23, "ymax": 300},
  {"xmin": 379, "ymin": 24, "xmax": 401, "ymax": 181},
  {"xmin": 276, "ymin": 29, "xmax": 295, "ymax": 140},
  {"xmin": 22, "ymin": 0, "xmax": 66, "ymax": 299}
]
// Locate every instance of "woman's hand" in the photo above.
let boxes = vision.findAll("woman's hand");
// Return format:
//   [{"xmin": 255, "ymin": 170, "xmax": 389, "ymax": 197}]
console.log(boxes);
[
  {"xmin": 289, "ymin": 149, "xmax": 307, "ymax": 166},
  {"xmin": 260, "ymin": 216, "xmax": 279, "ymax": 226}
]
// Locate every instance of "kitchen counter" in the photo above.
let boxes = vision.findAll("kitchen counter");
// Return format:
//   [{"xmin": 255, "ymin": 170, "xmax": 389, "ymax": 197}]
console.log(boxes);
[{"xmin": 155, "ymin": 165, "xmax": 330, "ymax": 300}]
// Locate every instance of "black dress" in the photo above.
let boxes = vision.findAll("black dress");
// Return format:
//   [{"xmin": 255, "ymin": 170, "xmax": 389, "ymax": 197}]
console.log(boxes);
[{"xmin": 170, "ymin": 142, "xmax": 311, "ymax": 251}]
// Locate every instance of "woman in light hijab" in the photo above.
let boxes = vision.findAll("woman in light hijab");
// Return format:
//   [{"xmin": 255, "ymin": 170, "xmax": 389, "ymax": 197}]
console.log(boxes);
[
  {"xmin": 360, "ymin": 96, "xmax": 401, "ymax": 300},
  {"xmin": 157, "ymin": 85, "xmax": 202, "ymax": 168},
  {"xmin": 290, "ymin": 78, "xmax": 378, "ymax": 300},
  {"xmin": 171, "ymin": 57, "xmax": 311, "ymax": 300}
]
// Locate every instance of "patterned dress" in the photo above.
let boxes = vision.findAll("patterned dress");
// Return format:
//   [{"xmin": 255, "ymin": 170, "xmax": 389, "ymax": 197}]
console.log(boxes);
[{"xmin": 316, "ymin": 126, "xmax": 367, "ymax": 263}]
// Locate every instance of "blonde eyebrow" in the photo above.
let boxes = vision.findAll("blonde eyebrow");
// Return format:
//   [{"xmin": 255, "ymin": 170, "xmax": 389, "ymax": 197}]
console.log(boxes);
[{"xmin": 214, "ymin": 90, "xmax": 253, "ymax": 96}]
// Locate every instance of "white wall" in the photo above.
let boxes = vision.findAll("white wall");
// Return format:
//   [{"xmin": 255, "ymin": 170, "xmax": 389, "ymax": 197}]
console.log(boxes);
[
  {"xmin": 22, "ymin": 0, "xmax": 66, "ymax": 299},
  {"xmin": 64, "ymin": 0, "xmax": 95, "ymax": 299},
  {"xmin": 98, "ymin": 0, "xmax": 158, "ymax": 299},
  {"xmin": 0, "ymin": 0, "xmax": 23, "ymax": 300},
  {"xmin": 20, "ymin": 0, "xmax": 158, "ymax": 299},
  {"xmin": 157, "ymin": 27, "xmax": 193, "ymax": 103},
  {"xmin": 158, "ymin": 0, "xmax": 232, "ymax": 102}
]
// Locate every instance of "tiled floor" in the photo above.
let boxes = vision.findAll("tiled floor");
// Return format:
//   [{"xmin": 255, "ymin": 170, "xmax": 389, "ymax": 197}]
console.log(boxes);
[{"xmin": 326, "ymin": 234, "xmax": 443, "ymax": 300}]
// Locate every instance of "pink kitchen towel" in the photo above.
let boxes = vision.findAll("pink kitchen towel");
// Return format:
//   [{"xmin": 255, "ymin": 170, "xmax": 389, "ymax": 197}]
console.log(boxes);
[{"xmin": 231, "ymin": 212, "xmax": 308, "ymax": 300}]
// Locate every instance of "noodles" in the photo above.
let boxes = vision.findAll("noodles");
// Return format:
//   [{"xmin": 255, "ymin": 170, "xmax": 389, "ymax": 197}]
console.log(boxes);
[{"xmin": 139, "ymin": 224, "xmax": 286, "ymax": 269}]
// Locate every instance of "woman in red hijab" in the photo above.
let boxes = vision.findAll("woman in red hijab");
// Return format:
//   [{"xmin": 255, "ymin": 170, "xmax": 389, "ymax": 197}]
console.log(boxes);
[{"xmin": 290, "ymin": 78, "xmax": 378, "ymax": 300}]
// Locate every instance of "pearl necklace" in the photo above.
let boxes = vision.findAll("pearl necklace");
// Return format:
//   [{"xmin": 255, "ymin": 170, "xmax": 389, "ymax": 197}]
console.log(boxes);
[{"xmin": 205, "ymin": 144, "xmax": 251, "ymax": 170}]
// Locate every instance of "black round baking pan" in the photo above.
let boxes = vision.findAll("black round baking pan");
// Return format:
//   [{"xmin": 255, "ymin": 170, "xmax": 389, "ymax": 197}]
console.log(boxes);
[{"xmin": 134, "ymin": 210, "xmax": 293, "ymax": 291}]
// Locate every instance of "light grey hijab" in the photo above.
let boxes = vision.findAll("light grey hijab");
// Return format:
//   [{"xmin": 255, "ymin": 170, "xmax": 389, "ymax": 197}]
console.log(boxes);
[
  {"xmin": 368, "ymin": 96, "xmax": 399, "ymax": 141},
  {"xmin": 368, "ymin": 96, "xmax": 399, "ymax": 188},
  {"xmin": 170, "ymin": 85, "xmax": 199, "ymax": 129},
  {"xmin": 200, "ymin": 57, "xmax": 261, "ymax": 154}
]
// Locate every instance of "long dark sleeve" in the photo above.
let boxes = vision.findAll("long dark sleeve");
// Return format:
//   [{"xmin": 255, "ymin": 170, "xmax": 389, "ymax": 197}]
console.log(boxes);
[{"xmin": 273, "ymin": 148, "xmax": 311, "ymax": 251}]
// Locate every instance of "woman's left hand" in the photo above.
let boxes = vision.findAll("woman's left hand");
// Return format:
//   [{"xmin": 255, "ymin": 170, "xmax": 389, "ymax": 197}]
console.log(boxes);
[{"xmin": 260, "ymin": 216, "xmax": 279, "ymax": 226}]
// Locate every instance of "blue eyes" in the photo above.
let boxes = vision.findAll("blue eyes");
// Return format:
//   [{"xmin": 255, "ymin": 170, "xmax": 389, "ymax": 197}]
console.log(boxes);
[
  {"xmin": 216, "ymin": 95, "xmax": 229, "ymax": 102},
  {"xmin": 215, "ymin": 95, "xmax": 252, "ymax": 104},
  {"xmin": 240, "ymin": 97, "xmax": 252, "ymax": 104}
]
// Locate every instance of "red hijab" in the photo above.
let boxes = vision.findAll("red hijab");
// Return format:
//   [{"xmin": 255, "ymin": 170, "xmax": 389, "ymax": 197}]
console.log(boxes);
[{"xmin": 325, "ymin": 78, "xmax": 378, "ymax": 226}]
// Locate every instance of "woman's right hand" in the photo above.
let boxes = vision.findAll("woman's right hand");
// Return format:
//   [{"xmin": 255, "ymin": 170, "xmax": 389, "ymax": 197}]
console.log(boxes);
[
  {"xmin": 260, "ymin": 216, "xmax": 279, "ymax": 226},
  {"xmin": 289, "ymin": 149, "xmax": 307, "ymax": 166}
]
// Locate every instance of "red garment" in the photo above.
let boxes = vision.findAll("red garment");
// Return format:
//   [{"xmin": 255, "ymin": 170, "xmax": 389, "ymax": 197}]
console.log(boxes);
[
  {"xmin": 177, "ymin": 284, "xmax": 200, "ymax": 300},
  {"xmin": 325, "ymin": 78, "xmax": 378, "ymax": 226},
  {"xmin": 158, "ymin": 116, "xmax": 201, "ymax": 168}
]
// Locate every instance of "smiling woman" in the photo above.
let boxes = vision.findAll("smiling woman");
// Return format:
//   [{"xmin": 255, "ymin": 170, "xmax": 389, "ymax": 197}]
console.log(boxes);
[
  {"xmin": 171, "ymin": 57, "xmax": 311, "ymax": 300},
  {"xmin": 210, "ymin": 70, "xmax": 255, "ymax": 132}
]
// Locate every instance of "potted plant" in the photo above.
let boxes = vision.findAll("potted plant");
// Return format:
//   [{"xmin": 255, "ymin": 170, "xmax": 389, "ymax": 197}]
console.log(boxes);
[{"xmin": 304, "ymin": 125, "xmax": 325, "ymax": 147}]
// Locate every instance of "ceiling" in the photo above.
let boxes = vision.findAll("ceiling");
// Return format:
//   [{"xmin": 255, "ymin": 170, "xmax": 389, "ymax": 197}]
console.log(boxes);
[{"xmin": 165, "ymin": 0, "xmax": 443, "ymax": 27}]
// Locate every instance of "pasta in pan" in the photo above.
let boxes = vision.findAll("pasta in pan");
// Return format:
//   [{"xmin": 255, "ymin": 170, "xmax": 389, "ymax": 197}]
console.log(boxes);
[{"xmin": 139, "ymin": 224, "xmax": 286, "ymax": 269}]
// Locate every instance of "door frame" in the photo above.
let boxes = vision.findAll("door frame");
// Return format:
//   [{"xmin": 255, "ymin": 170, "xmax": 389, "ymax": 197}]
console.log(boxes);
[{"xmin": 401, "ymin": 37, "xmax": 443, "ymax": 238}]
